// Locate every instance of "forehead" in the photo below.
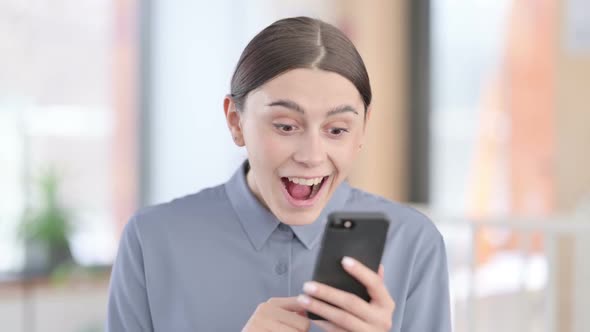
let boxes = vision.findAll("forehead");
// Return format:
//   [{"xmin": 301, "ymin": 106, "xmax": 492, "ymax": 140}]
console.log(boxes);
[{"xmin": 246, "ymin": 68, "xmax": 364, "ymax": 111}]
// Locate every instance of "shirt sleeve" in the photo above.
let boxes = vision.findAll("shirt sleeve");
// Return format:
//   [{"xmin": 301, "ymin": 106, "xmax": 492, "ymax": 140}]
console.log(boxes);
[
  {"xmin": 106, "ymin": 215, "xmax": 154, "ymax": 332},
  {"xmin": 400, "ymin": 232, "xmax": 452, "ymax": 332}
]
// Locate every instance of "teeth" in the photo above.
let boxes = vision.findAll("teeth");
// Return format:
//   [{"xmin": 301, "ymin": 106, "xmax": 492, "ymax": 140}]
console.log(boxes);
[
  {"xmin": 287, "ymin": 177, "xmax": 324, "ymax": 186},
  {"xmin": 311, "ymin": 181, "xmax": 321, "ymax": 196}
]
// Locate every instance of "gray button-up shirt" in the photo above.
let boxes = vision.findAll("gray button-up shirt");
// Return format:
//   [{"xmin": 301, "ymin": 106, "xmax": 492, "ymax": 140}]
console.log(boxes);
[{"xmin": 106, "ymin": 162, "xmax": 452, "ymax": 331}]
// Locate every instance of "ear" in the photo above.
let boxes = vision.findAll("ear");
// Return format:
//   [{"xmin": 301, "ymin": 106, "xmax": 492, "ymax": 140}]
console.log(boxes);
[
  {"xmin": 359, "ymin": 105, "xmax": 372, "ymax": 150},
  {"xmin": 363, "ymin": 105, "xmax": 372, "ymax": 129},
  {"xmin": 224, "ymin": 95, "xmax": 245, "ymax": 147}
]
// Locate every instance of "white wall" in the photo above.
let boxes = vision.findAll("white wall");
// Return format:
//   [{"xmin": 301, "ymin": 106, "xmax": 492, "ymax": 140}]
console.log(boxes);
[
  {"xmin": 149, "ymin": 0, "xmax": 245, "ymax": 205},
  {"xmin": 148, "ymin": 0, "xmax": 337, "ymax": 204}
]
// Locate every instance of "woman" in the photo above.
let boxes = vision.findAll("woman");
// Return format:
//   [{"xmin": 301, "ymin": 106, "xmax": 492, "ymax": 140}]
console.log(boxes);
[{"xmin": 107, "ymin": 17, "xmax": 451, "ymax": 332}]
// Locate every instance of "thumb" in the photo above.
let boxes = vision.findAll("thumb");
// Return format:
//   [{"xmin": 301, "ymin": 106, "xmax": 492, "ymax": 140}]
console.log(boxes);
[{"xmin": 267, "ymin": 297, "xmax": 307, "ymax": 312}]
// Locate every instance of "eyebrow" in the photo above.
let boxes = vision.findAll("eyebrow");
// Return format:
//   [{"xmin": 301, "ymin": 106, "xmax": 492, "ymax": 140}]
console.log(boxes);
[{"xmin": 266, "ymin": 99, "xmax": 359, "ymax": 116}]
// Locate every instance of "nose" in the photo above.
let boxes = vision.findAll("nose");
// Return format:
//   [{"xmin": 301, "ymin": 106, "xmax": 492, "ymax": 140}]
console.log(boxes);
[{"xmin": 292, "ymin": 132, "xmax": 326, "ymax": 168}]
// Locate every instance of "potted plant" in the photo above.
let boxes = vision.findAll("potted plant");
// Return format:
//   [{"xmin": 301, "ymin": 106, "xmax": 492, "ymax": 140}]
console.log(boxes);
[{"xmin": 18, "ymin": 167, "xmax": 75, "ymax": 277}]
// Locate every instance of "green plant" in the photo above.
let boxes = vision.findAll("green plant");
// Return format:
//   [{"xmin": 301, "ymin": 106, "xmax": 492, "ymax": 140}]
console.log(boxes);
[{"xmin": 18, "ymin": 166, "xmax": 75, "ymax": 274}]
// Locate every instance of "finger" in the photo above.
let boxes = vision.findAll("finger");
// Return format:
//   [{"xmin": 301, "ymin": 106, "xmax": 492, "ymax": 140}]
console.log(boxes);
[
  {"xmin": 298, "ymin": 295, "xmax": 370, "ymax": 332},
  {"xmin": 265, "ymin": 298, "xmax": 311, "ymax": 331},
  {"xmin": 302, "ymin": 281, "xmax": 376, "ymax": 323},
  {"xmin": 314, "ymin": 320, "xmax": 347, "ymax": 332},
  {"xmin": 342, "ymin": 257, "xmax": 394, "ymax": 308},
  {"xmin": 262, "ymin": 319, "xmax": 299, "ymax": 332},
  {"xmin": 267, "ymin": 297, "xmax": 308, "ymax": 312},
  {"xmin": 274, "ymin": 310, "xmax": 311, "ymax": 331},
  {"xmin": 378, "ymin": 264, "xmax": 385, "ymax": 280}
]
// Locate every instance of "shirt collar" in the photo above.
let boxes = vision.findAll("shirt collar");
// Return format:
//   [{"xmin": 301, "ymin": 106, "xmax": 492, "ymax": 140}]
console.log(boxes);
[{"xmin": 225, "ymin": 160, "xmax": 351, "ymax": 251}]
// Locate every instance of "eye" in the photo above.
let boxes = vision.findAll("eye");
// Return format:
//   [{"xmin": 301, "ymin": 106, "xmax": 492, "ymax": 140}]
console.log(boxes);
[
  {"xmin": 273, "ymin": 123, "xmax": 298, "ymax": 133},
  {"xmin": 329, "ymin": 127, "xmax": 349, "ymax": 136}
]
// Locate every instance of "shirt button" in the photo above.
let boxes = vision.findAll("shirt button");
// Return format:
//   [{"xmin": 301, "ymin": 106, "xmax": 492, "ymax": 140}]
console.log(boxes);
[{"xmin": 275, "ymin": 262, "xmax": 288, "ymax": 275}]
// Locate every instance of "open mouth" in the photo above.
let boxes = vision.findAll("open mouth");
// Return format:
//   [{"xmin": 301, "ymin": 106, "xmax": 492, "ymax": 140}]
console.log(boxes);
[{"xmin": 280, "ymin": 176, "xmax": 329, "ymax": 203}]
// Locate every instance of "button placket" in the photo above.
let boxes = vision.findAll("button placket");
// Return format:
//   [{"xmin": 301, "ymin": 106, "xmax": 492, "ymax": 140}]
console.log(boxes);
[{"xmin": 270, "ymin": 225, "xmax": 293, "ymax": 281}]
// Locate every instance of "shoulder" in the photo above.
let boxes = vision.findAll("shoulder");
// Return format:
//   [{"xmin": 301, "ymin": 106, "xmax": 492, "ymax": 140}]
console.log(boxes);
[
  {"xmin": 345, "ymin": 187, "xmax": 449, "ymax": 285},
  {"xmin": 345, "ymin": 187, "xmax": 443, "ymax": 244},
  {"xmin": 126, "ymin": 183, "xmax": 230, "ymax": 237},
  {"xmin": 138, "ymin": 184, "xmax": 227, "ymax": 216}
]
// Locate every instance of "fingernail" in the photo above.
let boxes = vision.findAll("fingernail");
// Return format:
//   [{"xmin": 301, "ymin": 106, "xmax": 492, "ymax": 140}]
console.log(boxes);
[
  {"xmin": 342, "ymin": 256, "xmax": 355, "ymax": 268},
  {"xmin": 297, "ymin": 294, "xmax": 311, "ymax": 305},
  {"xmin": 303, "ymin": 282, "xmax": 317, "ymax": 294}
]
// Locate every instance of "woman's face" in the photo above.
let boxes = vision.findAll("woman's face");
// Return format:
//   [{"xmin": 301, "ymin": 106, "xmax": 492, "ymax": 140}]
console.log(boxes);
[{"xmin": 225, "ymin": 68, "xmax": 370, "ymax": 225}]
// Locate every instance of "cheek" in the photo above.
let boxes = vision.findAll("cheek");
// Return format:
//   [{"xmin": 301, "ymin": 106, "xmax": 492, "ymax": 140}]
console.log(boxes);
[
  {"xmin": 328, "ymin": 136, "xmax": 363, "ymax": 170},
  {"xmin": 245, "ymin": 126, "xmax": 293, "ymax": 164},
  {"xmin": 330, "ymin": 146, "xmax": 358, "ymax": 167}
]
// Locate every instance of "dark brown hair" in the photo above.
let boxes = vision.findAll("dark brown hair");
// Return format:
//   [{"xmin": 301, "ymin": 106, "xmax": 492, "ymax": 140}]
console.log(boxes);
[{"xmin": 230, "ymin": 16, "xmax": 371, "ymax": 112}]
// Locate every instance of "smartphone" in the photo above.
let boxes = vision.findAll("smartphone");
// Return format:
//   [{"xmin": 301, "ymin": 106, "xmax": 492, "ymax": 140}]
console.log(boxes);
[{"xmin": 307, "ymin": 212, "xmax": 390, "ymax": 320}]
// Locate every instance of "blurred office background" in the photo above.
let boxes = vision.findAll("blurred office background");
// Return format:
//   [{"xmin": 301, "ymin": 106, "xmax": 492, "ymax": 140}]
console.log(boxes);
[{"xmin": 0, "ymin": 0, "xmax": 589, "ymax": 331}]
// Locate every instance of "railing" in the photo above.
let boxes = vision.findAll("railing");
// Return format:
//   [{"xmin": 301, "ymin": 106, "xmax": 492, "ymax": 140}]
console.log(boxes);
[{"xmin": 421, "ymin": 207, "xmax": 590, "ymax": 332}]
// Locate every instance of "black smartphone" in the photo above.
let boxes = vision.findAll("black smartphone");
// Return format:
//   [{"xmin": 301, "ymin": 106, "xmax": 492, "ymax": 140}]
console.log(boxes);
[{"xmin": 307, "ymin": 212, "xmax": 390, "ymax": 320}]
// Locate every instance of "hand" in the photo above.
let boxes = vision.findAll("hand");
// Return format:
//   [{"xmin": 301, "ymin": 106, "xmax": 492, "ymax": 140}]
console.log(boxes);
[
  {"xmin": 298, "ymin": 257, "xmax": 396, "ymax": 332},
  {"xmin": 242, "ymin": 297, "xmax": 311, "ymax": 332}
]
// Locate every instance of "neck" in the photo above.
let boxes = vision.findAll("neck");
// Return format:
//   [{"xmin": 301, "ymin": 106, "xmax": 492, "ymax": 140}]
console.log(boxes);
[{"xmin": 245, "ymin": 164, "xmax": 269, "ymax": 209}]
